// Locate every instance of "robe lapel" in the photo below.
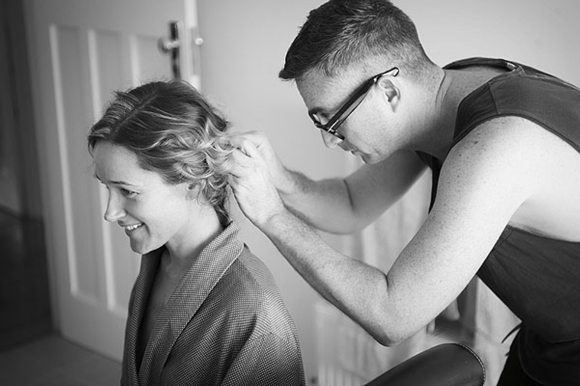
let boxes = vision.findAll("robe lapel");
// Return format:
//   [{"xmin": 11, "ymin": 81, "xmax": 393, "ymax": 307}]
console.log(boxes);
[
  {"xmin": 138, "ymin": 223, "xmax": 244, "ymax": 386},
  {"xmin": 122, "ymin": 249, "xmax": 162, "ymax": 385}
]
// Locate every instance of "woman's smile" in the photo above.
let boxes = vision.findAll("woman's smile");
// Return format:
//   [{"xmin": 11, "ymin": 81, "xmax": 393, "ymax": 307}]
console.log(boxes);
[{"xmin": 123, "ymin": 223, "xmax": 144, "ymax": 235}]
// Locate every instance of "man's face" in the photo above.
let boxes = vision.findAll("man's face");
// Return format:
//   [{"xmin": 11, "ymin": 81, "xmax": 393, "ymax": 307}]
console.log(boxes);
[{"xmin": 296, "ymin": 68, "xmax": 401, "ymax": 164}]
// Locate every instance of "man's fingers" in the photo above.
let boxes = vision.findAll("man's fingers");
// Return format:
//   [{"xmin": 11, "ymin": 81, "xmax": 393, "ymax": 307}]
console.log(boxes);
[
  {"xmin": 228, "ymin": 130, "xmax": 264, "ymax": 150},
  {"xmin": 239, "ymin": 140, "xmax": 262, "ymax": 159},
  {"xmin": 226, "ymin": 149, "xmax": 249, "ymax": 178}
]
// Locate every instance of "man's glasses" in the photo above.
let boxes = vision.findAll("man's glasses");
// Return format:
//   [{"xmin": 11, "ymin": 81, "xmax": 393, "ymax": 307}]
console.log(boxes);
[{"xmin": 309, "ymin": 67, "xmax": 400, "ymax": 140}]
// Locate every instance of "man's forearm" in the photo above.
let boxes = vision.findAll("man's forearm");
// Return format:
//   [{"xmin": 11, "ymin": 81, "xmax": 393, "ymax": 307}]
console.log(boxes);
[
  {"xmin": 276, "ymin": 151, "xmax": 426, "ymax": 234},
  {"xmin": 276, "ymin": 168, "xmax": 358, "ymax": 234},
  {"xmin": 260, "ymin": 208, "xmax": 402, "ymax": 345}
]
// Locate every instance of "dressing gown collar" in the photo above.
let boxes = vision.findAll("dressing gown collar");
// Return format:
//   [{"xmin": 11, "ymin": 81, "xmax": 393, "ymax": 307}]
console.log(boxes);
[{"xmin": 125, "ymin": 221, "xmax": 245, "ymax": 385}]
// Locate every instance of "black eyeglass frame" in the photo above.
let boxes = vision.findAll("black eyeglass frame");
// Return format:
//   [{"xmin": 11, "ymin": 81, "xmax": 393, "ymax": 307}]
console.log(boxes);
[{"xmin": 309, "ymin": 66, "xmax": 400, "ymax": 140}]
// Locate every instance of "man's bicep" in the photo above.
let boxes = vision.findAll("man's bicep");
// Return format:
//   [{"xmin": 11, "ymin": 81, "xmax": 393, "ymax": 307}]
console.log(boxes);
[{"xmin": 386, "ymin": 122, "xmax": 539, "ymax": 331}]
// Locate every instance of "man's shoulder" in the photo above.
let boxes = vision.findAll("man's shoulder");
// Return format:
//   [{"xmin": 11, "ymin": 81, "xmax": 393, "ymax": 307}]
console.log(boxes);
[
  {"xmin": 445, "ymin": 117, "xmax": 569, "ymax": 189},
  {"xmin": 452, "ymin": 116, "xmax": 549, "ymax": 157}
]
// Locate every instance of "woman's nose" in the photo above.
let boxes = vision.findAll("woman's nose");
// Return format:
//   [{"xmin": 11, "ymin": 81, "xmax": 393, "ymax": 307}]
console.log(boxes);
[
  {"xmin": 103, "ymin": 191, "xmax": 125, "ymax": 222},
  {"xmin": 321, "ymin": 130, "xmax": 342, "ymax": 148}
]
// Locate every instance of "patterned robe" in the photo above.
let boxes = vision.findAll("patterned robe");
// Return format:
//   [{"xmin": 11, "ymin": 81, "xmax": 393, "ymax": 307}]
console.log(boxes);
[{"xmin": 121, "ymin": 222, "xmax": 305, "ymax": 385}]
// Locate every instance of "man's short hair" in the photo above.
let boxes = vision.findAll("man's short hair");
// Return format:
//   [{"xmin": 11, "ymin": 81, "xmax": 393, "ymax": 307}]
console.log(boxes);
[{"xmin": 279, "ymin": 0, "xmax": 432, "ymax": 81}]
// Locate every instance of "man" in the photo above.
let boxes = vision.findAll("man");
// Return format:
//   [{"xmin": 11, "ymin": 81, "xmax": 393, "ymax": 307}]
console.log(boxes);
[{"xmin": 227, "ymin": 0, "xmax": 580, "ymax": 384}]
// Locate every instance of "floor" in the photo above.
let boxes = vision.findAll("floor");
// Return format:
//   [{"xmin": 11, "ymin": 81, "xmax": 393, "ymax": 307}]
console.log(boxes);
[
  {"xmin": 0, "ymin": 334, "xmax": 122, "ymax": 386},
  {"xmin": 0, "ymin": 209, "xmax": 121, "ymax": 385}
]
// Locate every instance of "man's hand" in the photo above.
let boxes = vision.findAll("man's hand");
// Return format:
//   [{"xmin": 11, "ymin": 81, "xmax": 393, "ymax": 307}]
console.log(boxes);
[
  {"xmin": 227, "ymin": 137, "xmax": 287, "ymax": 228},
  {"xmin": 228, "ymin": 131, "xmax": 291, "ymax": 193}
]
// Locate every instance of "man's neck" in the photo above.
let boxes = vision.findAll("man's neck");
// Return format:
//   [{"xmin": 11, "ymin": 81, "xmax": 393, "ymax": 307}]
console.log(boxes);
[
  {"xmin": 408, "ymin": 67, "xmax": 457, "ymax": 160},
  {"xmin": 415, "ymin": 67, "xmax": 502, "ymax": 161}
]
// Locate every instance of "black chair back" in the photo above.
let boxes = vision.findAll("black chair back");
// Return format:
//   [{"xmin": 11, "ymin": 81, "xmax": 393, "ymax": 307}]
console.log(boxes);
[{"xmin": 364, "ymin": 343, "xmax": 485, "ymax": 386}]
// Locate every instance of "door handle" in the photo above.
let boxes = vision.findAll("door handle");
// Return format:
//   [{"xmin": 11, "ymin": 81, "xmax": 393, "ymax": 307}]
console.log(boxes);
[{"xmin": 158, "ymin": 21, "xmax": 182, "ymax": 79}]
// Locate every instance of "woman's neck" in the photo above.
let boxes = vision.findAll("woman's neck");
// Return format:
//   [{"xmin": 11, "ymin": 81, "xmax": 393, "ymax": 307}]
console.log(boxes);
[{"xmin": 163, "ymin": 207, "xmax": 223, "ymax": 272}]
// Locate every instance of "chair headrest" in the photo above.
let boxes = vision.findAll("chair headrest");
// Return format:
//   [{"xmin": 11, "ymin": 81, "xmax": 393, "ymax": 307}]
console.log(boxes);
[{"xmin": 364, "ymin": 343, "xmax": 485, "ymax": 386}]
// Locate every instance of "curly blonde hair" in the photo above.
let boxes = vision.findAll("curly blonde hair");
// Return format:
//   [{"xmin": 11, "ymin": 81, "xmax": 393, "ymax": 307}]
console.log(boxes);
[{"xmin": 88, "ymin": 80, "xmax": 233, "ymax": 225}]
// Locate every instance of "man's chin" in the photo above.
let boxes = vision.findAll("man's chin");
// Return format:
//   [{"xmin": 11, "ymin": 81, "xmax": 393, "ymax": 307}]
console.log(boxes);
[{"xmin": 359, "ymin": 153, "xmax": 378, "ymax": 164}]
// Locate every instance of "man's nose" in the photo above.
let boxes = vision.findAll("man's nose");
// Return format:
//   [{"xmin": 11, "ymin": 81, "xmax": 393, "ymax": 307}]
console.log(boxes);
[
  {"xmin": 103, "ymin": 191, "xmax": 125, "ymax": 223},
  {"xmin": 321, "ymin": 130, "xmax": 342, "ymax": 148}
]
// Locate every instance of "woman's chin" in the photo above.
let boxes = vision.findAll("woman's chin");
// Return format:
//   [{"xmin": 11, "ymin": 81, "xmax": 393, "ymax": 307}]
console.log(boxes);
[{"xmin": 129, "ymin": 240, "xmax": 153, "ymax": 255}]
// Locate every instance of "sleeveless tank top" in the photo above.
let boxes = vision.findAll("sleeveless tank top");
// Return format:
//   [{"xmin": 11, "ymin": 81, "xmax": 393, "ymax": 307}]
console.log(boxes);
[{"xmin": 419, "ymin": 57, "xmax": 580, "ymax": 384}]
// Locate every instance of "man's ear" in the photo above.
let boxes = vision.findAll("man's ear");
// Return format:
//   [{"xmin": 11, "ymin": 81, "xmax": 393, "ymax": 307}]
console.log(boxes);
[{"xmin": 378, "ymin": 78, "xmax": 400, "ymax": 107}]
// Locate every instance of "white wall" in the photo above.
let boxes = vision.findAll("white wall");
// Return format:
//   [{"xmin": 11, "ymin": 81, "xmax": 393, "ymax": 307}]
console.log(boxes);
[
  {"xmin": 197, "ymin": 0, "xmax": 580, "ymax": 384},
  {"xmin": 402, "ymin": 0, "xmax": 580, "ymax": 86}
]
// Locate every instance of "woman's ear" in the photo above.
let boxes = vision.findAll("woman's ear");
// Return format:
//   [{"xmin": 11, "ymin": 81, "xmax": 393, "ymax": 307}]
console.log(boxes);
[{"xmin": 185, "ymin": 183, "xmax": 200, "ymax": 200}]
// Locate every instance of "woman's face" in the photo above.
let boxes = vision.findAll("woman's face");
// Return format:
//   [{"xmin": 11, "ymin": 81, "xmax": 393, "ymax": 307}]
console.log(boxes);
[{"xmin": 92, "ymin": 142, "xmax": 197, "ymax": 255}]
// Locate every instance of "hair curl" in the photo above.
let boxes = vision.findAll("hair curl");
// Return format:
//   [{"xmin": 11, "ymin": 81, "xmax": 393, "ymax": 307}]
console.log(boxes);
[{"xmin": 88, "ymin": 80, "xmax": 233, "ymax": 225}]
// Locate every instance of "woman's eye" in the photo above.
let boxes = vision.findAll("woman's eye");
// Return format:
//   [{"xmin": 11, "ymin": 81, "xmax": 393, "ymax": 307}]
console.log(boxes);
[{"xmin": 121, "ymin": 188, "xmax": 138, "ymax": 198}]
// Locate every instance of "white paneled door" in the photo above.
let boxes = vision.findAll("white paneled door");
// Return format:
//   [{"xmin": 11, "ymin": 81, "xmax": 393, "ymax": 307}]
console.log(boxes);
[{"xmin": 25, "ymin": 0, "xmax": 199, "ymax": 360}]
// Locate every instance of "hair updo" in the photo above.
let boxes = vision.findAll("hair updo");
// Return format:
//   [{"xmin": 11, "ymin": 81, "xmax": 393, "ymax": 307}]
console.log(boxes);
[{"xmin": 88, "ymin": 80, "xmax": 233, "ymax": 225}]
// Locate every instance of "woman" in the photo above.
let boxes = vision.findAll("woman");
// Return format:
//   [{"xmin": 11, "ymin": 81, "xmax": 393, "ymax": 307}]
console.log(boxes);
[{"xmin": 88, "ymin": 80, "xmax": 305, "ymax": 386}]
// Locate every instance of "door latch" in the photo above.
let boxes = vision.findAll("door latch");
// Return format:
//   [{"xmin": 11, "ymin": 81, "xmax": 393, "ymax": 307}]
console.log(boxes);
[{"xmin": 158, "ymin": 21, "xmax": 182, "ymax": 79}]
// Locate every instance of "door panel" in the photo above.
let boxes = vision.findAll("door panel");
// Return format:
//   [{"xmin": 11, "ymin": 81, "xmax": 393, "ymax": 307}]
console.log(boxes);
[{"xmin": 26, "ymin": 0, "xmax": 197, "ymax": 360}]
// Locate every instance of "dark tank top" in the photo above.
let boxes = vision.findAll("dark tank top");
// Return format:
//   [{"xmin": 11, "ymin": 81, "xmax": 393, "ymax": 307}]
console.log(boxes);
[{"xmin": 419, "ymin": 57, "xmax": 580, "ymax": 384}]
